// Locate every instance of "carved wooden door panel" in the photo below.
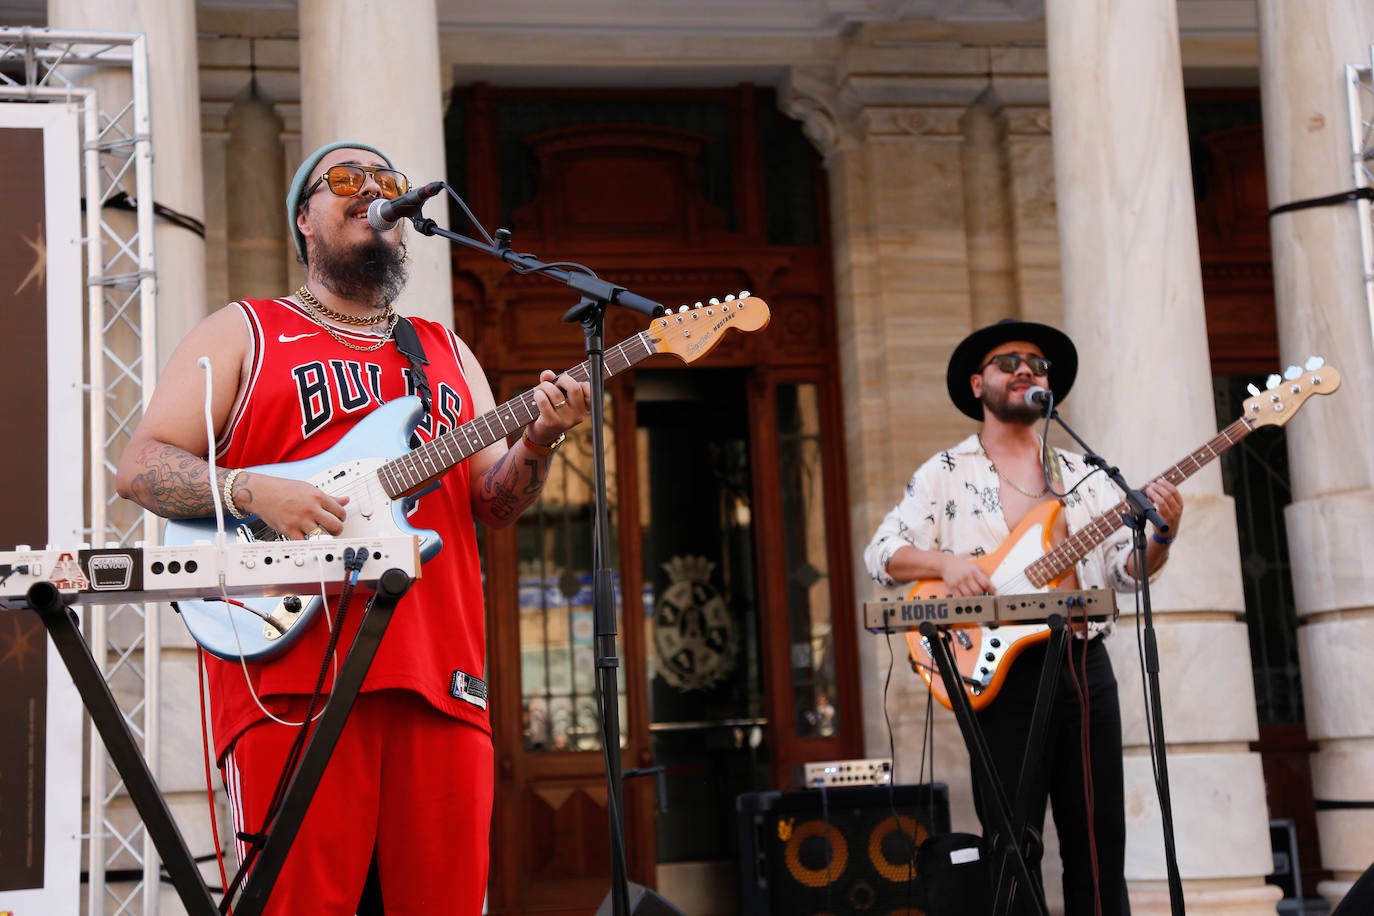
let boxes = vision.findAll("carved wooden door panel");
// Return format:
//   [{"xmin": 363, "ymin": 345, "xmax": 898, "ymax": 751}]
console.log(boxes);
[{"xmin": 452, "ymin": 84, "xmax": 860, "ymax": 913}]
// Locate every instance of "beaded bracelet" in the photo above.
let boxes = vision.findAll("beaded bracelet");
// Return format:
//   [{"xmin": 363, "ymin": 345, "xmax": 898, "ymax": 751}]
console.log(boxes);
[
  {"xmin": 1151, "ymin": 531, "xmax": 1176, "ymax": 547},
  {"xmin": 223, "ymin": 467, "xmax": 250, "ymax": 520}
]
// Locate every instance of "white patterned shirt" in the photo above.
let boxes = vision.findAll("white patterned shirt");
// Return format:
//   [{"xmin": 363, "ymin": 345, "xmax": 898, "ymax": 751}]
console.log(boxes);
[{"xmin": 864, "ymin": 434, "xmax": 1150, "ymax": 613}]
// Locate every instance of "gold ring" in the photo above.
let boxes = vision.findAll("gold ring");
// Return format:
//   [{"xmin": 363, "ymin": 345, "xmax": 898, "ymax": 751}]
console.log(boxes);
[
  {"xmin": 307, "ymin": 526, "xmax": 324, "ymax": 537},
  {"xmin": 553, "ymin": 400, "xmax": 567, "ymax": 409}
]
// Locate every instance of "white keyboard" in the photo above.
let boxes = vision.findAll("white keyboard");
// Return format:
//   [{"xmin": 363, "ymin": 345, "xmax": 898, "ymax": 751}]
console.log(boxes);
[{"xmin": 0, "ymin": 536, "xmax": 421, "ymax": 609}]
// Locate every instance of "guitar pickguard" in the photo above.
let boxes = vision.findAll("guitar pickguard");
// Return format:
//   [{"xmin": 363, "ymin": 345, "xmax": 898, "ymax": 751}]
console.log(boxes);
[{"xmin": 988, "ymin": 521, "xmax": 1051, "ymax": 594}]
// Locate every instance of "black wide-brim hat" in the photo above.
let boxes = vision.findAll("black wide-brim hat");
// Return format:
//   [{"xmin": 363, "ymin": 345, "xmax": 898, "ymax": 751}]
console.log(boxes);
[{"xmin": 946, "ymin": 318, "xmax": 1078, "ymax": 420}]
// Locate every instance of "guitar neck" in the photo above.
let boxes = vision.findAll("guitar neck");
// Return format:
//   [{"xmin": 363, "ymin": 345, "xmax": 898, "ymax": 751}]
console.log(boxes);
[
  {"xmin": 1025, "ymin": 416, "xmax": 1255, "ymax": 587},
  {"xmin": 376, "ymin": 331, "xmax": 655, "ymax": 498}
]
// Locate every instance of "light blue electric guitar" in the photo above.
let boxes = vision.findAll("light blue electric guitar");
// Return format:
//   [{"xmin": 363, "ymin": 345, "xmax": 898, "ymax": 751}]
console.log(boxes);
[{"xmin": 163, "ymin": 295, "xmax": 770, "ymax": 660}]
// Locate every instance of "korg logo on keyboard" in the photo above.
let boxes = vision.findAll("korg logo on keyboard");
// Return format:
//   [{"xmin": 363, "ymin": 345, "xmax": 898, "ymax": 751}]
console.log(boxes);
[{"xmin": 898, "ymin": 600, "xmax": 951, "ymax": 622}]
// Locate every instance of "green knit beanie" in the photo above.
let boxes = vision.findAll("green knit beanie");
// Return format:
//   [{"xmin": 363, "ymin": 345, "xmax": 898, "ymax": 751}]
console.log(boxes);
[{"xmin": 286, "ymin": 140, "xmax": 393, "ymax": 264}]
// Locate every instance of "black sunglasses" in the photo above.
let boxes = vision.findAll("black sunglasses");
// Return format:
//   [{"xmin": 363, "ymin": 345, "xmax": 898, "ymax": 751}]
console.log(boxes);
[{"xmin": 978, "ymin": 352, "xmax": 1051, "ymax": 376}]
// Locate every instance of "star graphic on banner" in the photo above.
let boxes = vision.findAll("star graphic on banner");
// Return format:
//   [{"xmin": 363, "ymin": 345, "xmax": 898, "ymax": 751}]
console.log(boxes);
[
  {"xmin": 15, "ymin": 221, "xmax": 46, "ymax": 296},
  {"xmin": 0, "ymin": 612, "xmax": 43, "ymax": 673}
]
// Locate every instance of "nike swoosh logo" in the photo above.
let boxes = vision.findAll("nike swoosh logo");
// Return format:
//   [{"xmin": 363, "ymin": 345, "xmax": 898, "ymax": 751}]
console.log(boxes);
[{"xmin": 278, "ymin": 332, "xmax": 319, "ymax": 343}]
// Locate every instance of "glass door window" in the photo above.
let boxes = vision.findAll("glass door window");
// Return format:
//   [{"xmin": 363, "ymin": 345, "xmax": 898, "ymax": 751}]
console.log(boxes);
[
  {"xmin": 776, "ymin": 381, "xmax": 840, "ymax": 741},
  {"xmin": 636, "ymin": 369, "xmax": 767, "ymax": 862},
  {"xmin": 517, "ymin": 393, "xmax": 626, "ymax": 753}
]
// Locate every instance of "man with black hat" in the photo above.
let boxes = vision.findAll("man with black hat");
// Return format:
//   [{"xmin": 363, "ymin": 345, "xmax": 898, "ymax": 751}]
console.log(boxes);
[
  {"xmin": 863, "ymin": 318, "xmax": 1183, "ymax": 916},
  {"xmin": 115, "ymin": 142, "xmax": 590, "ymax": 914}
]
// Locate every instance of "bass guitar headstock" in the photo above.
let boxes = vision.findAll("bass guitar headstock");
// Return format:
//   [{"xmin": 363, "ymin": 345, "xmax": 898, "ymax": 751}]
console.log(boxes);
[{"xmin": 1242, "ymin": 356, "xmax": 1340, "ymax": 429}]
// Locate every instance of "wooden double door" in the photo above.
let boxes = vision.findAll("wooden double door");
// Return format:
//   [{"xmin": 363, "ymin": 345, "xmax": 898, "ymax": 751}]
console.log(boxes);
[{"xmin": 447, "ymin": 83, "xmax": 862, "ymax": 913}]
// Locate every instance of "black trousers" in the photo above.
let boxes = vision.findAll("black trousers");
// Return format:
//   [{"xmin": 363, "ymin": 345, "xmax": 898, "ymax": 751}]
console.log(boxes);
[{"xmin": 970, "ymin": 635, "xmax": 1130, "ymax": 916}]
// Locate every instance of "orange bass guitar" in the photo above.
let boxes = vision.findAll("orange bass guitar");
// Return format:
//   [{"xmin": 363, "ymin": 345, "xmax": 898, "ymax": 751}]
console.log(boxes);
[{"xmin": 905, "ymin": 359, "xmax": 1340, "ymax": 712}]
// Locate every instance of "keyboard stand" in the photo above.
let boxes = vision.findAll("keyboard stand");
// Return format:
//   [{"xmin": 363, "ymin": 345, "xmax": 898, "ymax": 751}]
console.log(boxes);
[
  {"xmin": 23, "ymin": 566, "xmax": 414, "ymax": 916},
  {"xmin": 26, "ymin": 581, "xmax": 219, "ymax": 915},
  {"xmin": 230, "ymin": 566, "xmax": 412, "ymax": 915},
  {"xmin": 918, "ymin": 614, "xmax": 1070, "ymax": 916}
]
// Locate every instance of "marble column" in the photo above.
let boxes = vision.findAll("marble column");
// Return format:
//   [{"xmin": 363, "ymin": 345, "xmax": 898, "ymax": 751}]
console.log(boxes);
[
  {"xmin": 960, "ymin": 90, "xmax": 1019, "ymax": 329},
  {"xmin": 1256, "ymin": 0, "xmax": 1374, "ymax": 907},
  {"xmin": 201, "ymin": 101, "xmax": 233, "ymax": 310},
  {"xmin": 298, "ymin": 0, "xmax": 453, "ymax": 327},
  {"xmin": 1046, "ymin": 0, "xmax": 1277, "ymax": 912},
  {"xmin": 227, "ymin": 88, "xmax": 289, "ymax": 299},
  {"xmin": 276, "ymin": 101, "xmax": 305, "ymax": 289},
  {"xmin": 1002, "ymin": 105, "xmax": 1062, "ymax": 328}
]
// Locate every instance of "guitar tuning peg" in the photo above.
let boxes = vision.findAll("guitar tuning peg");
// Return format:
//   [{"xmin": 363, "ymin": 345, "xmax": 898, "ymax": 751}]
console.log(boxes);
[
  {"xmin": 1305, "ymin": 355, "xmax": 1325, "ymax": 370},
  {"xmin": 709, "ymin": 297, "xmax": 720, "ymax": 305},
  {"xmin": 677, "ymin": 305, "xmax": 689, "ymax": 313},
  {"xmin": 694, "ymin": 301, "xmax": 703, "ymax": 309},
  {"xmin": 1266, "ymin": 374, "xmax": 1281, "ymax": 390},
  {"xmin": 1284, "ymin": 365, "xmax": 1302, "ymax": 380},
  {"xmin": 1246, "ymin": 383, "xmax": 1261, "ymax": 397},
  {"xmin": 724, "ymin": 293, "xmax": 736, "ymax": 301},
  {"xmin": 739, "ymin": 290, "xmax": 751, "ymax": 298}
]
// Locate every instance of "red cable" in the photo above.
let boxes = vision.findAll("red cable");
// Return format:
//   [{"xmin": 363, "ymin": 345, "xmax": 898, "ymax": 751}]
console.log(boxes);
[{"xmin": 198, "ymin": 648, "xmax": 232, "ymax": 912}]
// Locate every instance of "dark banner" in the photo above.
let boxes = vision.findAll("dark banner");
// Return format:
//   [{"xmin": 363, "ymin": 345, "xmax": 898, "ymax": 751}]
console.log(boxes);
[{"xmin": 0, "ymin": 125, "xmax": 49, "ymax": 893}]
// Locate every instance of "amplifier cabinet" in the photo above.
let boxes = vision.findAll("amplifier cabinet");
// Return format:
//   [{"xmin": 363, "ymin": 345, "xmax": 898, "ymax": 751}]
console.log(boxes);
[{"xmin": 736, "ymin": 783, "xmax": 950, "ymax": 915}]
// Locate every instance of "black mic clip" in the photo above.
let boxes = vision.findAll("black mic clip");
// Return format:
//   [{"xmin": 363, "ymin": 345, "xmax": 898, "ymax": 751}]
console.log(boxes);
[
  {"xmin": 367, "ymin": 180, "xmax": 447, "ymax": 231},
  {"xmin": 1023, "ymin": 385, "xmax": 1055, "ymax": 417}
]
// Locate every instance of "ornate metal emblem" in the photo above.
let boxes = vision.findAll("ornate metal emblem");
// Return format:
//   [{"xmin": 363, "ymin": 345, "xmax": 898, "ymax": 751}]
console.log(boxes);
[{"xmin": 653, "ymin": 555, "xmax": 736, "ymax": 691}]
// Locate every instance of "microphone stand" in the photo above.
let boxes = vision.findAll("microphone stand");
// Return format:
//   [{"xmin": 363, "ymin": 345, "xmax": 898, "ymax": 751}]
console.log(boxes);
[
  {"xmin": 406, "ymin": 204, "xmax": 662, "ymax": 916},
  {"xmin": 1035, "ymin": 397, "xmax": 1186, "ymax": 916}
]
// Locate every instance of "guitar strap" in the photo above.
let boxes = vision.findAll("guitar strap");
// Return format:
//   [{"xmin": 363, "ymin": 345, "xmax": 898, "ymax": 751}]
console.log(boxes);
[
  {"xmin": 392, "ymin": 316, "xmax": 433, "ymax": 420},
  {"xmin": 1042, "ymin": 436, "xmax": 1067, "ymax": 497}
]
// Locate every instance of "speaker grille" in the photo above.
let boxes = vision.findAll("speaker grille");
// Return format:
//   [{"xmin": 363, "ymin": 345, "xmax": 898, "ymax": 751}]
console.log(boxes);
[{"xmin": 737, "ymin": 783, "xmax": 950, "ymax": 915}]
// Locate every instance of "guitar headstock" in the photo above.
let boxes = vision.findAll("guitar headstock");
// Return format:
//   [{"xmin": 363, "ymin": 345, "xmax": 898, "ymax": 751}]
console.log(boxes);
[
  {"xmin": 644, "ymin": 293, "xmax": 770, "ymax": 364},
  {"xmin": 1242, "ymin": 356, "xmax": 1341, "ymax": 429}
]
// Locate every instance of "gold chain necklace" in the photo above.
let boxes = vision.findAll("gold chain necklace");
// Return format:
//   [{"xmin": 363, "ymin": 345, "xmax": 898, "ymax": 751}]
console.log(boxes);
[
  {"xmin": 978, "ymin": 434, "xmax": 1049, "ymax": 499},
  {"xmin": 294, "ymin": 286, "xmax": 398, "ymax": 352},
  {"xmin": 296, "ymin": 284, "xmax": 394, "ymax": 326}
]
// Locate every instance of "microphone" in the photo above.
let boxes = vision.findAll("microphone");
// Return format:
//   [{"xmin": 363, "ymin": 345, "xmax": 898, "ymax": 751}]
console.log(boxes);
[
  {"xmin": 367, "ymin": 180, "xmax": 446, "ymax": 231},
  {"xmin": 1024, "ymin": 386, "xmax": 1054, "ymax": 413}
]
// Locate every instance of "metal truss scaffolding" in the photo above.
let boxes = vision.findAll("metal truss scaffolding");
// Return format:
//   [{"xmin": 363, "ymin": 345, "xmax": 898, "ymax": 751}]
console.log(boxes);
[
  {"xmin": 1350, "ymin": 45, "xmax": 1374, "ymax": 342},
  {"xmin": 0, "ymin": 27, "xmax": 163, "ymax": 916}
]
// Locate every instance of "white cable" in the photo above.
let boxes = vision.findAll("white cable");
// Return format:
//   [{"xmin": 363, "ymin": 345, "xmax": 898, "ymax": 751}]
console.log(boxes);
[
  {"xmin": 229, "ymin": 551, "xmax": 336, "ymax": 729},
  {"xmin": 197, "ymin": 355, "xmax": 335, "ymax": 726}
]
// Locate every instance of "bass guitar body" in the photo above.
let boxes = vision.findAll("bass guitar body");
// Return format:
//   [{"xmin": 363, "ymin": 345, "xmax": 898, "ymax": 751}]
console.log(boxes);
[{"xmin": 903, "ymin": 500, "xmax": 1068, "ymax": 712}]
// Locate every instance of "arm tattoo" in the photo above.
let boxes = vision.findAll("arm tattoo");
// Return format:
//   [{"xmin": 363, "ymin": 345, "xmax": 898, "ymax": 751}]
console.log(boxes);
[
  {"xmin": 520, "ymin": 456, "xmax": 545, "ymax": 497},
  {"xmin": 234, "ymin": 475, "xmax": 260, "ymax": 515},
  {"xmin": 478, "ymin": 448, "xmax": 549, "ymax": 525},
  {"xmin": 126, "ymin": 443, "xmax": 218, "ymax": 518}
]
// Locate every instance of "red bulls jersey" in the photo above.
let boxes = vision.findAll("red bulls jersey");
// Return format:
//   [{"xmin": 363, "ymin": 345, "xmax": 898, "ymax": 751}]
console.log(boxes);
[{"xmin": 206, "ymin": 296, "xmax": 489, "ymax": 759}]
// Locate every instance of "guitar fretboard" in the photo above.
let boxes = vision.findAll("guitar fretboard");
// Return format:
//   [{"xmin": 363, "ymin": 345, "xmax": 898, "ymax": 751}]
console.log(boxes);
[
  {"xmin": 376, "ymin": 331, "xmax": 657, "ymax": 498},
  {"xmin": 1024, "ymin": 416, "xmax": 1255, "ymax": 587}
]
